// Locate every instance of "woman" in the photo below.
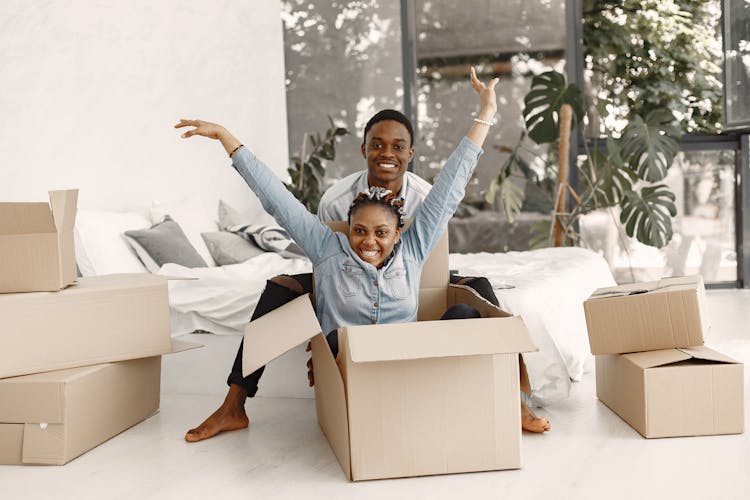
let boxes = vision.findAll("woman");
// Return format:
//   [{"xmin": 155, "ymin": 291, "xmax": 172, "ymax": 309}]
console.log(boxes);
[{"xmin": 176, "ymin": 67, "xmax": 550, "ymax": 434}]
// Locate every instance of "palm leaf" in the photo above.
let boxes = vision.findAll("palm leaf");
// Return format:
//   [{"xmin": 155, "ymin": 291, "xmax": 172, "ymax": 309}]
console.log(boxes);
[
  {"xmin": 619, "ymin": 110, "xmax": 680, "ymax": 182},
  {"xmin": 523, "ymin": 71, "xmax": 584, "ymax": 144},
  {"xmin": 619, "ymin": 184, "xmax": 677, "ymax": 248}
]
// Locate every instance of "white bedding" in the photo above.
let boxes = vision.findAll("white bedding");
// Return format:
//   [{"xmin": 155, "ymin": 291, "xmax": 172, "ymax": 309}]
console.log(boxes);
[
  {"xmin": 162, "ymin": 246, "xmax": 615, "ymax": 406},
  {"xmin": 449, "ymin": 247, "xmax": 616, "ymax": 406}
]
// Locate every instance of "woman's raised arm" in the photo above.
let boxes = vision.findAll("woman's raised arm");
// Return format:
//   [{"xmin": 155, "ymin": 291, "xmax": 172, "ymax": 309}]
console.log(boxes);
[{"xmin": 174, "ymin": 119, "xmax": 337, "ymax": 265}]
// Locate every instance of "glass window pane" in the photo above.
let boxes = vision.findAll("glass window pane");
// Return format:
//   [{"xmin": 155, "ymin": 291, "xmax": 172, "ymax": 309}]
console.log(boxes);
[
  {"xmin": 580, "ymin": 149, "xmax": 737, "ymax": 285},
  {"xmin": 414, "ymin": 1, "xmax": 567, "ymax": 213},
  {"xmin": 282, "ymin": 1, "xmax": 403, "ymax": 182}
]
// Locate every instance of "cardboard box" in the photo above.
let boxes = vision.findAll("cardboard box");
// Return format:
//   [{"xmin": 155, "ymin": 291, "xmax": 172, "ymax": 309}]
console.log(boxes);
[
  {"xmin": 583, "ymin": 275, "xmax": 708, "ymax": 355},
  {"xmin": 242, "ymin": 228, "xmax": 537, "ymax": 480},
  {"xmin": 0, "ymin": 340, "xmax": 199, "ymax": 465},
  {"xmin": 0, "ymin": 190, "xmax": 78, "ymax": 293},
  {"xmin": 0, "ymin": 274, "xmax": 174, "ymax": 378},
  {"xmin": 595, "ymin": 345, "xmax": 744, "ymax": 438},
  {"xmin": 0, "ymin": 356, "xmax": 160, "ymax": 465}
]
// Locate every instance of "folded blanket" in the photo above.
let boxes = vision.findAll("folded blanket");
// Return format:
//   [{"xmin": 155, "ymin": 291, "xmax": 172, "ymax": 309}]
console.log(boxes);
[{"xmin": 228, "ymin": 223, "xmax": 306, "ymax": 259}]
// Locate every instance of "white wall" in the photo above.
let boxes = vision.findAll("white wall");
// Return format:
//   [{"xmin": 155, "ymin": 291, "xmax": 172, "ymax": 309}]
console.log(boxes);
[{"xmin": 0, "ymin": 0, "xmax": 287, "ymax": 219}]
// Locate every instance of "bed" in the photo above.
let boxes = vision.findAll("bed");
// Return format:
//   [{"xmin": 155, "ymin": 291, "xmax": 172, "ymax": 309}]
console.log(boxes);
[{"xmin": 74, "ymin": 200, "xmax": 616, "ymax": 407}]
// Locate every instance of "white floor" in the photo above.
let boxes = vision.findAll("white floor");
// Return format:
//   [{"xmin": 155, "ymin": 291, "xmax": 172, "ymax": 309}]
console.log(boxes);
[{"xmin": 2, "ymin": 290, "xmax": 750, "ymax": 500}]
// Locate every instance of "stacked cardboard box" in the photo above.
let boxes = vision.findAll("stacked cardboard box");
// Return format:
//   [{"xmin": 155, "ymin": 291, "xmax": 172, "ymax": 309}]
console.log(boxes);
[
  {"xmin": 584, "ymin": 275, "xmax": 744, "ymax": 438},
  {"xmin": 0, "ymin": 190, "xmax": 194, "ymax": 465},
  {"xmin": 241, "ymin": 222, "xmax": 538, "ymax": 481}
]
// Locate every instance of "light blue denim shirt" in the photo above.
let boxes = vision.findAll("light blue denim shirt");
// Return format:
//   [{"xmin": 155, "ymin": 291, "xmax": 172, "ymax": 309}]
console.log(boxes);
[{"xmin": 231, "ymin": 137, "xmax": 482, "ymax": 334}]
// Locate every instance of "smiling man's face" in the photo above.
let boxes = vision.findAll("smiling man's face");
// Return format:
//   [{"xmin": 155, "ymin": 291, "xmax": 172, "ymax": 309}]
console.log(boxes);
[{"xmin": 361, "ymin": 120, "xmax": 414, "ymax": 193}]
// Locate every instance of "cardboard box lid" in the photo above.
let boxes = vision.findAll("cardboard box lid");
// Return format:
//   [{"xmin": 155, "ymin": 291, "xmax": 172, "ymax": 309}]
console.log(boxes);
[
  {"xmin": 624, "ymin": 345, "xmax": 740, "ymax": 369},
  {"xmin": 0, "ymin": 273, "xmax": 174, "ymax": 304},
  {"xmin": 588, "ymin": 275, "xmax": 702, "ymax": 300},
  {"xmin": 0, "ymin": 339, "xmax": 199, "ymax": 424},
  {"xmin": 0, "ymin": 190, "xmax": 77, "ymax": 235},
  {"xmin": 243, "ymin": 294, "xmax": 321, "ymax": 377},
  {"xmin": 344, "ymin": 315, "xmax": 536, "ymax": 363}
]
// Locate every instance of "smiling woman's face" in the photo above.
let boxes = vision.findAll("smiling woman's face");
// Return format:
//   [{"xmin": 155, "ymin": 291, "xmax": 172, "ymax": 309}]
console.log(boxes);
[{"xmin": 348, "ymin": 204, "xmax": 401, "ymax": 268}]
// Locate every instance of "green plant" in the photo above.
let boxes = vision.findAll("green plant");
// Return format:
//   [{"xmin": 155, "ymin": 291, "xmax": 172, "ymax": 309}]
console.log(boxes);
[
  {"xmin": 285, "ymin": 117, "xmax": 348, "ymax": 213},
  {"xmin": 488, "ymin": 69, "xmax": 680, "ymax": 249},
  {"xmin": 583, "ymin": 0, "xmax": 722, "ymax": 134}
]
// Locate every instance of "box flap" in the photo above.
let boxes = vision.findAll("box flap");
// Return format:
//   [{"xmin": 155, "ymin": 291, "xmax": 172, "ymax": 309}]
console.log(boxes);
[
  {"xmin": 0, "ymin": 202, "xmax": 56, "ymax": 234},
  {"xmin": 48, "ymin": 189, "xmax": 78, "ymax": 233},
  {"xmin": 311, "ymin": 333, "xmax": 351, "ymax": 479},
  {"xmin": 242, "ymin": 294, "xmax": 321, "ymax": 377},
  {"xmin": 677, "ymin": 345, "xmax": 739, "ymax": 364},
  {"xmin": 589, "ymin": 275, "xmax": 701, "ymax": 300},
  {"xmin": 345, "ymin": 315, "xmax": 535, "ymax": 363},
  {"xmin": 624, "ymin": 349, "xmax": 692, "ymax": 369},
  {"xmin": 169, "ymin": 339, "xmax": 203, "ymax": 354}
]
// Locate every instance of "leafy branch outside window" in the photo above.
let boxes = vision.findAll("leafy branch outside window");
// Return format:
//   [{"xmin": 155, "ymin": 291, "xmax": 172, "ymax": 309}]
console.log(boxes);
[{"xmin": 285, "ymin": 117, "xmax": 348, "ymax": 213}]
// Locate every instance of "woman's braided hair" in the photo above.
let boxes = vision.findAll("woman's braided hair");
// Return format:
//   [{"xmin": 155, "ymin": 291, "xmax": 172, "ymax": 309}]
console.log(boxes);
[{"xmin": 347, "ymin": 187, "xmax": 406, "ymax": 228}]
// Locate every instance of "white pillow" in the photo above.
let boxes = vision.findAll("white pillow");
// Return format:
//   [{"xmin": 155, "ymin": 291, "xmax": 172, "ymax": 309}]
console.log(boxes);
[
  {"xmin": 75, "ymin": 210, "xmax": 151, "ymax": 276},
  {"xmin": 150, "ymin": 196, "xmax": 218, "ymax": 267}
]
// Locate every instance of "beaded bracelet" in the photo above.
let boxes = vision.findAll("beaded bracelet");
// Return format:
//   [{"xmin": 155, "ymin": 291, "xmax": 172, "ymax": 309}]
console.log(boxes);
[{"xmin": 473, "ymin": 117, "xmax": 495, "ymax": 126}]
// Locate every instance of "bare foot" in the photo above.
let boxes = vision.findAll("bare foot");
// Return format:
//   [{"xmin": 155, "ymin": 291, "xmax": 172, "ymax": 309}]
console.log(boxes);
[
  {"xmin": 521, "ymin": 400, "xmax": 551, "ymax": 433},
  {"xmin": 185, "ymin": 384, "xmax": 250, "ymax": 442}
]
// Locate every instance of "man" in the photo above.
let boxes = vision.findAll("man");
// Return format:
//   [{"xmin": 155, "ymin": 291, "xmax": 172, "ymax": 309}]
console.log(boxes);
[{"xmin": 185, "ymin": 109, "xmax": 550, "ymax": 442}]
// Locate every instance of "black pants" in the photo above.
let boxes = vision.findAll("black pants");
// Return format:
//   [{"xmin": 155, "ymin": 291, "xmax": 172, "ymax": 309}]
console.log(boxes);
[{"xmin": 227, "ymin": 273, "xmax": 498, "ymax": 396}]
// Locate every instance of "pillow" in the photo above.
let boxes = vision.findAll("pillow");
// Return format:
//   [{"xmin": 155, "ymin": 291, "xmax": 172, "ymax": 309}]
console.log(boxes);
[
  {"xmin": 150, "ymin": 196, "xmax": 218, "ymax": 266},
  {"xmin": 218, "ymin": 199, "xmax": 248, "ymax": 230},
  {"xmin": 218, "ymin": 199, "xmax": 275, "ymax": 230},
  {"xmin": 74, "ymin": 210, "xmax": 151, "ymax": 276},
  {"xmin": 201, "ymin": 231, "xmax": 266, "ymax": 266},
  {"xmin": 125, "ymin": 216, "xmax": 208, "ymax": 272}
]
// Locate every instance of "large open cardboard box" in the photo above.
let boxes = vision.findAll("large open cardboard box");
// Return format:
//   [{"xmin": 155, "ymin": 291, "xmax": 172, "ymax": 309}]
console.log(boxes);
[
  {"xmin": 583, "ymin": 275, "xmax": 708, "ymax": 355},
  {"xmin": 0, "ymin": 274, "xmax": 176, "ymax": 378},
  {"xmin": 0, "ymin": 341, "xmax": 198, "ymax": 465},
  {"xmin": 596, "ymin": 345, "xmax": 744, "ymax": 438},
  {"xmin": 242, "ymin": 227, "xmax": 537, "ymax": 481},
  {"xmin": 0, "ymin": 189, "xmax": 78, "ymax": 293}
]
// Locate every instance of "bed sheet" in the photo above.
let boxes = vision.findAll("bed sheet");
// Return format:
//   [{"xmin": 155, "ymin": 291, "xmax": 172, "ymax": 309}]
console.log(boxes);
[
  {"xmin": 162, "ymin": 253, "xmax": 311, "ymax": 336},
  {"xmin": 449, "ymin": 247, "xmax": 616, "ymax": 406}
]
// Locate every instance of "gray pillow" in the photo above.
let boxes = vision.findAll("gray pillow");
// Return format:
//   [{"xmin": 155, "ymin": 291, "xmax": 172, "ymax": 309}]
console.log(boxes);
[
  {"xmin": 124, "ymin": 216, "xmax": 207, "ymax": 270},
  {"xmin": 201, "ymin": 231, "xmax": 266, "ymax": 266},
  {"xmin": 218, "ymin": 199, "xmax": 249, "ymax": 230}
]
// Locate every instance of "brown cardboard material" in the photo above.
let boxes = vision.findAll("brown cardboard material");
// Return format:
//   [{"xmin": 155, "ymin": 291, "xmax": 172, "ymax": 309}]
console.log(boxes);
[
  {"xmin": 0, "ymin": 190, "xmax": 78, "ymax": 293},
  {"xmin": 584, "ymin": 275, "xmax": 708, "ymax": 355},
  {"xmin": 0, "ymin": 341, "xmax": 199, "ymax": 465},
  {"xmin": 0, "ymin": 274, "xmax": 175, "ymax": 378},
  {"xmin": 242, "ymin": 228, "xmax": 537, "ymax": 480},
  {"xmin": 596, "ymin": 345, "xmax": 744, "ymax": 438},
  {"xmin": 0, "ymin": 357, "xmax": 159, "ymax": 465}
]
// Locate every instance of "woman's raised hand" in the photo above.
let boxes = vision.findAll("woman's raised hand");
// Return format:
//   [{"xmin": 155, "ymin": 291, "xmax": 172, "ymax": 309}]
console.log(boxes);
[
  {"xmin": 174, "ymin": 119, "xmax": 243, "ymax": 157},
  {"xmin": 469, "ymin": 66, "xmax": 498, "ymax": 117},
  {"xmin": 174, "ymin": 119, "xmax": 227, "ymax": 140}
]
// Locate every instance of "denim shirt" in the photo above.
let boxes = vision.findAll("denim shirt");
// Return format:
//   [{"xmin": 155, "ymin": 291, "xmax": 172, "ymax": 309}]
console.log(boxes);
[{"xmin": 232, "ymin": 137, "xmax": 482, "ymax": 334}]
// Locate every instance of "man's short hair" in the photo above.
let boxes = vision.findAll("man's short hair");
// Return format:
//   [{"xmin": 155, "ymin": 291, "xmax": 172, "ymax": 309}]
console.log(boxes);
[{"xmin": 363, "ymin": 109, "xmax": 414, "ymax": 147}]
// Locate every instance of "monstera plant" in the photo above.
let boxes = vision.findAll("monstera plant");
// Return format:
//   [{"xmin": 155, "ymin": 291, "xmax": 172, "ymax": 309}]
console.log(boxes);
[{"xmin": 487, "ymin": 70, "xmax": 680, "ymax": 249}]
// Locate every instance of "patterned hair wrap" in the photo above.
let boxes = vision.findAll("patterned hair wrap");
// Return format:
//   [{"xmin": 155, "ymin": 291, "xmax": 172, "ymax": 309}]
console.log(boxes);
[{"xmin": 347, "ymin": 187, "xmax": 406, "ymax": 228}]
